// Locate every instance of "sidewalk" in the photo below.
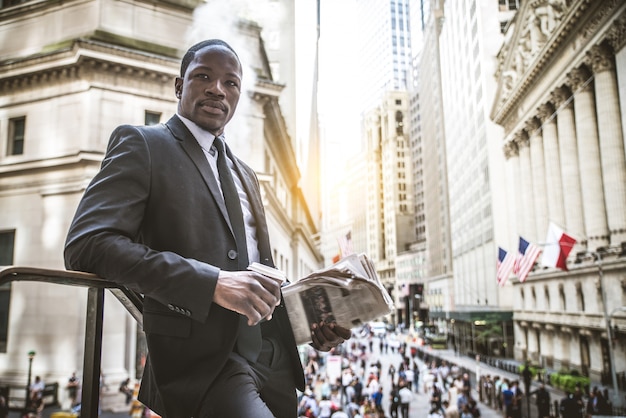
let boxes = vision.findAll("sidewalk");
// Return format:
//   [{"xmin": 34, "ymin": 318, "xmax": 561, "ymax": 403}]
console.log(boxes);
[
  {"xmin": 13, "ymin": 341, "xmax": 623, "ymax": 417},
  {"xmin": 420, "ymin": 346, "xmax": 566, "ymax": 396},
  {"xmin": 414, "ymin": 345, "xmax": 626, "ymax": 417},
  {"xmin": 8, "ymin": 409, "xmax": 130, "ymax": 418}
]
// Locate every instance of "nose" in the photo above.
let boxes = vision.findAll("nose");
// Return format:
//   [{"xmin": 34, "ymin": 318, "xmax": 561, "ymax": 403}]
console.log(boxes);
[{"xmin": 205, "ymin": 80, "xmax": 225, "ymax": 97}]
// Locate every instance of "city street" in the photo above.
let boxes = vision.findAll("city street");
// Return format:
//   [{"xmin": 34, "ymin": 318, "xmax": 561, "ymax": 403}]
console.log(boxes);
[
  {"xmin": 311, "ymin": 333, "xmax": 506, "ymax": 417},
  {"xmin": 11, "ymin": 331, "xmax": 625, "ymax": 418}
]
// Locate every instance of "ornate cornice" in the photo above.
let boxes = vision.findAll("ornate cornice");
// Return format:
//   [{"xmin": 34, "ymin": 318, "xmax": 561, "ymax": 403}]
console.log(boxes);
[
  {"xmin": 0, "ymin": 0, "xmax": 201, "ymax": 20},
  {"xmin": 0, "ymin": 39, "xmax": 177, "ymax": 95},
  {"xmin": 491, "ymin": 0, "xmax": 624, "ymax": 132}
]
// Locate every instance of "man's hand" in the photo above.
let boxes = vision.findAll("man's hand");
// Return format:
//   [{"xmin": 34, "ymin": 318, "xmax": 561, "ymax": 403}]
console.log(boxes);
[
  {"xmin": 310, "ymin": 322, "xmax": 352, "ymax": 352},
  {"xmin": 213, "ymin": 270, "xmax": 282, "ymax": 325}
]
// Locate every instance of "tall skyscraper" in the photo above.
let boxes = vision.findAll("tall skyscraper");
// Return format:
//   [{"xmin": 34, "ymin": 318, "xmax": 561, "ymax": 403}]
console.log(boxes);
[
  {"xmin": 356, "ymin": 0, "xmax": 413, "ymax": 115},
  {"xmin": 435, "ymin": 0, "xmax": 514, "ymax": 355}
]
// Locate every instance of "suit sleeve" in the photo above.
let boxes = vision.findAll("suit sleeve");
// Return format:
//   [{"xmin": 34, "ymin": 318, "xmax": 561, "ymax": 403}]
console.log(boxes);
[{"xmin": 64, "ymin": 125, "xmax": 217, "ymax": 322}]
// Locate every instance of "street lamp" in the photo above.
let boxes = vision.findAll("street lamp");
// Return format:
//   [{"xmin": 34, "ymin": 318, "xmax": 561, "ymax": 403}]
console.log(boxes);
[
  {"xmin": 607, "ymin": 306, "xmax": 626, "ymax": 408},
  {"xmin": 593, "ymin": 249, "xmax": 623, "ymax": 409},
  {"xmin": 25, "ymin": 350, "xmax": 36, "ymax": 409}
]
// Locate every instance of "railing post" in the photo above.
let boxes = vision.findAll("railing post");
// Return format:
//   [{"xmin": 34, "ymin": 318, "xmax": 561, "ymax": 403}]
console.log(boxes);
[{"xmin": 81, "ymin": 287, "xmax": 105, "ymax": 418}]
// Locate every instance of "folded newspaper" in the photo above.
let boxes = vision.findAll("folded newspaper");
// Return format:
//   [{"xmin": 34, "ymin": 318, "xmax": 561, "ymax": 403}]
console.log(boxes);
[{"xmin": 249, "ymin": 253, "xmax": 394, "ymax": 345}]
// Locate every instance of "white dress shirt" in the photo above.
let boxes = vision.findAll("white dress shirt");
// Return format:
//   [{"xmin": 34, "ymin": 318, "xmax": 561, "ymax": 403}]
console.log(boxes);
[{"xmin": 177, "ymin": 114, "xmax": 260, "ymax": 264}]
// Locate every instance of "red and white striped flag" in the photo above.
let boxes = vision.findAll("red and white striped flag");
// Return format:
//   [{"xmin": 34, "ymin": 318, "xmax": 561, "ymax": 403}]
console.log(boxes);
[
  {"xmin": 497, "ymin": 247, "xmax": 516, "ymax": 287},
  {"xmin": 337, "ymin": 231, "xmax": 353, "ymax": 257},
  {"xmin": 514, "ymin": 236, "xmax": 541, "ymax": 283}
]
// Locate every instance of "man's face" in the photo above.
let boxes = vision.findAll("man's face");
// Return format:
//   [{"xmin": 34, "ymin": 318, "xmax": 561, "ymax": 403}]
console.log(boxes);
[{"xmin": 175, "ymin": 45, "xmax": 242, "ymax": 136}]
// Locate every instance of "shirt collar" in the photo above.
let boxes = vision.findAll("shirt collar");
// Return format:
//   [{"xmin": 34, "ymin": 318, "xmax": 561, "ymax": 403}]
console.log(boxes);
[{"xmin": 177, "ymin": 113, "xmax": 219, "ymax": 154}]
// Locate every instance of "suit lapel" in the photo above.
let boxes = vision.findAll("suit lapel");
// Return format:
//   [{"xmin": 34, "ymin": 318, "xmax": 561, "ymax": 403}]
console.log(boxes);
[
  {"xmin": 165, "ymin": 116, "xmax": 271, "ymax": 260},
  {"xmin": 226, "ymin": 145, "xmax": 273, "ymax": 265},
  {"xmin": 165, "ymin": 116, "xmax": 231, "ymax": 230}
]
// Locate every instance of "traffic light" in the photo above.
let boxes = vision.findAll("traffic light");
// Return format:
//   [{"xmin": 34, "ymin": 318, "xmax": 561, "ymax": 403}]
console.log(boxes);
[{"xmin": 415, "ymin": 283, "xmax": 423, "ymax": 295}]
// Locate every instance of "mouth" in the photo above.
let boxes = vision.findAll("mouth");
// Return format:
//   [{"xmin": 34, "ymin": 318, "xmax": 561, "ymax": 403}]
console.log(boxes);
[{"xmin": 200, "ymin": 100, "xmax": 226, "ymax": 114}]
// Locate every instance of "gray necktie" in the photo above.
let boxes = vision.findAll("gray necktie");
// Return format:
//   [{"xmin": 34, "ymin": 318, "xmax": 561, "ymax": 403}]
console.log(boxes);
[{"xmin": 213, "ymin": 136, "xmax": 261, "ymax": 363}]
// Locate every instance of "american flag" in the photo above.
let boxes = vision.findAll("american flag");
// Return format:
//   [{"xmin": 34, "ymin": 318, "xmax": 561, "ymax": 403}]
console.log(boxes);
[
  {"xmin": 496, "ymin": 247, "xmax": 516, "ymax": 287},
  {"xmin": 338, "ymin": 231, "xmax": 353, "ymax": 257},
  {"xmin": 514, "ymin": 236, "xmax": 541, "ymax": 283}
]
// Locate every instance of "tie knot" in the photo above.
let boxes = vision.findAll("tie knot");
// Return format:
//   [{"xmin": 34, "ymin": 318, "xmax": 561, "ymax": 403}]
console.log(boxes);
[{"xmin": 213, "ymin": 135, "xmax": 226, "ymax": 154}]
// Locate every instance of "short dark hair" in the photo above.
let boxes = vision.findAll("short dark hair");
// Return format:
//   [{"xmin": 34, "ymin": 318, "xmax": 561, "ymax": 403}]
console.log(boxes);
[{"xmin": 180, "ymin": 39, "xmax": 240, "ymax": 77}]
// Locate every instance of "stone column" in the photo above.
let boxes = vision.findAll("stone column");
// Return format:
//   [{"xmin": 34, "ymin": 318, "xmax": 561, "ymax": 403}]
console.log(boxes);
[
  {"xmin": 504, "ymin": 140, "xmax": 520, "ymax": 243},
  {"xmin": 607, "ymin": 14, "xmax": 626, "ymax": 158},
  {"xmin": 551, "ymin": 86, "xmax": 585, "ymax": 252},
  {"xmin": 527, "ymin": 117, "xmax": 548, "ymax": 242},
  {"xmin": 558, "ymin": 326, "xmax": 572, "ymax": 371},
  {"xmin": 515, "ymin": 131, "xmax": 536, "ymax": 240},
  {"xmin": 587, "ymin": 43, "xmax": 626, "ymax": 245},
  {"xmin": 543, "ymin": 324, "xmax": 555, "ymax": 368},
  {"xmin": 538, "ymin": 102, "xmax": 566, "ymax": 229},
  {"xmin": 528, "ymin": 323, "xmax": 539, "ymax": 363},
  {"xmin": 567, "ymin": 66, "xmax": 609, "ymax": 250}
]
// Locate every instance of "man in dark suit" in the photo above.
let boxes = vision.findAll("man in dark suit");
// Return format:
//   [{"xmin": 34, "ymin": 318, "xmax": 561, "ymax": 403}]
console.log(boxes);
[{"xmin": 64, "ymin": 39, "xmax": 350, "ymax": 418}]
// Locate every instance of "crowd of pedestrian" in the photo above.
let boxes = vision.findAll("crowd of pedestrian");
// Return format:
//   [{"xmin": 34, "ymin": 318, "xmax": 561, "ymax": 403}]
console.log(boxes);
[
  {"xmin": 299, "ymin": 327, "xmax": 623, "ymax": 418},
  {"xmin": 557, "ymin": 385, "xmax": 614, "ymax": 418},
  {"xmin": 295, "ymin": 326, "xmax": 502, "ymax": 418},
  {"xmin": 296, "ymin": 328, "xmax": 421, "ymax": 418},
  {"xmin": 473, "ymin": 364, "xmax": 616, "ymax": 418}
]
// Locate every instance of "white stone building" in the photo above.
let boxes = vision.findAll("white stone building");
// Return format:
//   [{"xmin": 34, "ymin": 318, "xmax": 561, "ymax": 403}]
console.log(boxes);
[
  {"xmin": 0, "ymin": 0, "xmax": 321, "ymax": 409},
  {"xmin": 491, "ymin": 0, "xmax": 626, "ymax": 386}
]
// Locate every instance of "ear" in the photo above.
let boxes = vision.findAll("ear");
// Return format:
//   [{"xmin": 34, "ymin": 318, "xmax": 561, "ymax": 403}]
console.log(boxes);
[{"xmin": 174, "ymin": 77, "xmax": 183, "ymax": 99}]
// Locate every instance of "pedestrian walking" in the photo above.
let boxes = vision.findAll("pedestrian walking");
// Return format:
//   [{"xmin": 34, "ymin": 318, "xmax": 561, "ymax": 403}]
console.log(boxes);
[{"xmin": 398, "ymin": 383, "xmax": 413, "ymax": 418}]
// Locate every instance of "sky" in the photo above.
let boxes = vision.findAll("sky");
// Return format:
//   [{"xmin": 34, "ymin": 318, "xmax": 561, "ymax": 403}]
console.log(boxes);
[
  {"xmin": 185, "ymin": 0, "xmax": 363, "ymax": 190},
  {"xmin": 317, "ymin": 0, "xmax": 362, "ymax": 159}
]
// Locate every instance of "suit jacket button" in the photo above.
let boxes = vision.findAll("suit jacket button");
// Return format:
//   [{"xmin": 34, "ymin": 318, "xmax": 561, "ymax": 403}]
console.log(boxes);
[
  {"xmin": 228, "ymin": 250, "xmax": 237, "ymax": 260},
  {"xmin": 167, "ymin": 304, "xmax": 175, "ymax": 311}
]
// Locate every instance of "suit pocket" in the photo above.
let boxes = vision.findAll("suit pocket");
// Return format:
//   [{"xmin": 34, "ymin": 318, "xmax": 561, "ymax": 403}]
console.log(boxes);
[{"xmin": 143, "ymin": 309, "xmax": 191, "ymax": 338}]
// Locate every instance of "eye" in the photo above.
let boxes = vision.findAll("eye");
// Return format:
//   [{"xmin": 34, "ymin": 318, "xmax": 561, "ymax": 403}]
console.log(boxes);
[
  {"xmin": 194, "ymin": 73, "xmax": 209, "ymax": 80},
  {"xmin": 226, "ymin": 80, "xmax": 240, "ymax": 89}
]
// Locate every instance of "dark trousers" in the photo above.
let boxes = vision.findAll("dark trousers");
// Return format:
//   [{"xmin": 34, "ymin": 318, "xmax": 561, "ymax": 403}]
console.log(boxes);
[
  {"xmin": 196, "ymin": 338, "xmax": 297, "ymax": 418},
  {"xmin": 400, "ymin": 402, "xmax": 410, "ymax": 418}
]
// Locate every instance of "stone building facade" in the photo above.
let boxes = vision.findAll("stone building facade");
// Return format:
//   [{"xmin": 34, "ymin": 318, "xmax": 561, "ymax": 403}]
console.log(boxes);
[
  {"xmin": 362, "ymin": 90, "xmax": 416, "ymax": 324},
  {"xmin": 491, "ymin": 0, "xmax": 626, "ymax": 384},
  {"xmin": 0, "ymin": 0, "xmax": 321, "ymax": 409}
]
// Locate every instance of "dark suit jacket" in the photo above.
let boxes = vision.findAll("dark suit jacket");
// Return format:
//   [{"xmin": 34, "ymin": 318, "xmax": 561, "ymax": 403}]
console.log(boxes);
[{"xmin": 64, "ymin": 115, "xmax": 305, "ymax": 417}]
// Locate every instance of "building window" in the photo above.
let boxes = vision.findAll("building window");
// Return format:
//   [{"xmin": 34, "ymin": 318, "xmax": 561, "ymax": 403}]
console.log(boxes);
[
  {"xmin": 498, "ymin": 0, "xmax": 519, "ymax": 11},
  {"xmin": 1, "ymin": 0, "xmax": 35, "ymax": 9},
  {"xmin": 395, "ymin": 111, "xmax": 404, "ymax": 135},
  {"xmin": 144, "ymin": 111, "xmax": 161, "ymax": 126},
  {"xmin": 0, "ymin": 230, "xmax": 15, "ymax": 353},
  {"xmin": 576, "ymin": 282, "xmax": 585, "ymax": 312},
  {"xmin": 7, "ymin": 117, "xmax": 25, "ymax": 155}
]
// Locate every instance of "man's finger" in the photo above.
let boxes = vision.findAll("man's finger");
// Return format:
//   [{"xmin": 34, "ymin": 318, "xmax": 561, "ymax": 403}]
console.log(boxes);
[{"xmin": 330, "ymin": 323, "xmax": 352, "ymax": 340}]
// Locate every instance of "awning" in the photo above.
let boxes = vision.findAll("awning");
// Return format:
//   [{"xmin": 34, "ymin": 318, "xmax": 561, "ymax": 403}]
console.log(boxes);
[{"xmin": 429, "ymin": 310, "xmax": 513, "ymax": 322}]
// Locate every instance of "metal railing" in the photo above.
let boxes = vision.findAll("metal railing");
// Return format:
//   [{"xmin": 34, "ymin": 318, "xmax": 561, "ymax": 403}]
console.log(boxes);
[
  {"xmin": 0, "ymin": 382, "xmax": 59, "ymax": 411},
  {"xmin": 0, "ymin": 266, "xmax": 143, "ymax": 418}
]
